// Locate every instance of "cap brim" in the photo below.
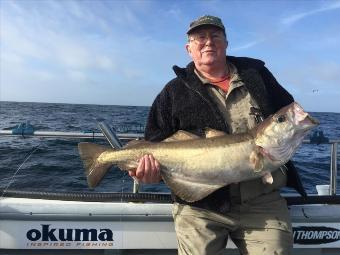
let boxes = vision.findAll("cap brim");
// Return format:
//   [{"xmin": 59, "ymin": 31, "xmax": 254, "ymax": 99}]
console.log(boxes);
[{"xmin": 187, "ymin": 24, "xmax": 225, "ymax": 34}]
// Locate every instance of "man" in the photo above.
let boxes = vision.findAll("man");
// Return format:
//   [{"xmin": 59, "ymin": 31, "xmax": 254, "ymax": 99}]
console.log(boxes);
[{"xmin": 129, "ymin": 15, "xmax": 305, "ymax": 254}]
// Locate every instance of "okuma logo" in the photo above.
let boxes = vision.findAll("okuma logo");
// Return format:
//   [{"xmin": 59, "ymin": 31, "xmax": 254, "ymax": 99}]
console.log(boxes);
[
  {"xmin": 26, "ymin": 224, "xmax": 113, "ymax": 242},
  {"xmin": 293, "ymin": 226, "xmax": 340, "ymax": 245}
]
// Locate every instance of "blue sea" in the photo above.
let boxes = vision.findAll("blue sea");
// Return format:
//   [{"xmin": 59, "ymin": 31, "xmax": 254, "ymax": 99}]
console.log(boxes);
[{"xmin": 0, "ymin": 101, "xmax": 339, "ymax": 195}]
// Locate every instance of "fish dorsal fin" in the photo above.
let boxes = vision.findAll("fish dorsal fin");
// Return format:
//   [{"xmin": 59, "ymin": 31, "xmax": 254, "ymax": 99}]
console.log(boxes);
[
  {"xmin": 163, "ymin": 130, "xmax": 200, "ymax": 142},
  {"xmin": 124, "ymin": 139, "xmax": 145, "ymax": 149},
  {"xmin": 161, "ymin": 168, "xmax": 225, "ymax": 202},
  {"xmin": 204, "ymin": 128, "xmax": 226, "ymax": 138}
]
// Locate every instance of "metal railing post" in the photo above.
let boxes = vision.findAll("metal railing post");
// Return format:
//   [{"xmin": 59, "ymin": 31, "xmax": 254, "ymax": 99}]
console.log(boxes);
[
  {"xmin": 97, "ymin": 122, "xmax": 140, "ymax": 194},
  {"xmin": 133, "ymin": 181, "xmax": 139, "ymax": 193},
  {"xmin": 330, "ymin": 142, "xmax": 338, "ymax": 195},
  {"xmin": 97, "ymin": 122, "xmax": 123, "ymax": 148}
]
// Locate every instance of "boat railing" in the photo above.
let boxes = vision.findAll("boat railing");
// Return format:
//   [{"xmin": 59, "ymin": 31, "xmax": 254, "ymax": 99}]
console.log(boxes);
[
  {"xmin": 0, "ymin": 129, "xmax": 144, "ymax": 140},
  {"xmin": 0, "ymin": 128, "xmax": 338, "ymax": 195}
]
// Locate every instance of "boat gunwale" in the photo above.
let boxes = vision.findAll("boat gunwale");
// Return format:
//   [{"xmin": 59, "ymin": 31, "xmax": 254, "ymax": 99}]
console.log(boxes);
[{"xmin": 1, "ymin": 189, "xmax": 340, "ymax": 205}]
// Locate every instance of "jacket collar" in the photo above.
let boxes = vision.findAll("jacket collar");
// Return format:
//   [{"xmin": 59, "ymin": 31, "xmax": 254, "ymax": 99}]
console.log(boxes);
[
  {"xmin": 172, "ymin": 55, "xmax": 273, "ymax": 118},
  {"xmin": 172, "ymin": 55, "xmax": 264, "ymax": 85},
  {"xmin": 172, "ymin": 56, "xmax": 262, "ymax": 99}
]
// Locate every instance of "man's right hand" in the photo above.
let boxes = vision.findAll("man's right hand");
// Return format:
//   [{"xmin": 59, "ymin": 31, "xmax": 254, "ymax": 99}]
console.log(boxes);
[{"xmin": 128, "ymin": 154, "xmax": 162, "ymax": 184}]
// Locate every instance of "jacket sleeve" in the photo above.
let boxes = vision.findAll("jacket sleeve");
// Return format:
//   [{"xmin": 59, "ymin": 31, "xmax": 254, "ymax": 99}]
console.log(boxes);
[
  {"xmin": 260, "ymin": 66, "xmax": 294, "ymax": 111},
  {"xmin": 144, "ymin": 85, "xmax": 175, "ymax": 142}
]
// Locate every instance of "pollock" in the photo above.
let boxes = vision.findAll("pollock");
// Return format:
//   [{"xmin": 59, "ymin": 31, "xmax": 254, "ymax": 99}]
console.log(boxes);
[{"xmin": 78, "ymin": 102, "xmax": 318, "ymax": 202}]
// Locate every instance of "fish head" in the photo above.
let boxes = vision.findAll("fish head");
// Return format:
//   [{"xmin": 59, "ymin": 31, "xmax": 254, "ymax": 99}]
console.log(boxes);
[{"xmin": 255, "ymin": 102, "xmax": 319, "ymax": 163}]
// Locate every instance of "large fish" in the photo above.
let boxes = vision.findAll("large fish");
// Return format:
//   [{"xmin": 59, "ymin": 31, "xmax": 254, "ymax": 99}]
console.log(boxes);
[{"xmin": 78, "ymin": 102, "xmax": 318, "ymax": 202}]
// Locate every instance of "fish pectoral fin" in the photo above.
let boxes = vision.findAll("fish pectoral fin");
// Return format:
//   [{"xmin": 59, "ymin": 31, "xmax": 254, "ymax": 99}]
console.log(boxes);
[
  {"xmin": 161, "ymin": 171, "xmax": 224, "ymax": 202},
  {"xmin": 249, "ymin": 148, "xmax": 264, "ymax": 172},
  {"xmin": 163, "ymin": 130, "xmax": 200, "ymax": 142},
  {"xmin": 262, "ymin": 171, "xmax": 274, "ymax": 184},
  {"xmin": 78, "ymin": 142, "xmax": 114, "ymax": 188},
  {"xmin": 204, "ymin": 128, "xmax": 226, "ymax": 138}
]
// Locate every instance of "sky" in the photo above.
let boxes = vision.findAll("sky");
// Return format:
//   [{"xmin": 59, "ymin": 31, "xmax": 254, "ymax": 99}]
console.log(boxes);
[{"xmin": 1, "ymin": 0, "xmax": 339, "ymax": 112}]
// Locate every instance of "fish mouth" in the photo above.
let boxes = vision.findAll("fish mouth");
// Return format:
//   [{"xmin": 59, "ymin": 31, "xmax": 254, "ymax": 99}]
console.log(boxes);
[
  {"xmin": 308, "ymin": 115, "xmax": 319, "ymax": 126},
  {"xmin": 299, "ymin": 115, "xmax": 319, "ymax": 131},
  {"xmin": 293, "ymin": 103, "xmax": 319, "ymax": 130}
]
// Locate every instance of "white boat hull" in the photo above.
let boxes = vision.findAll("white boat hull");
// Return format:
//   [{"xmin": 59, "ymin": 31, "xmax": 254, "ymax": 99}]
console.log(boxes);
[{"xmin": 1, "ymin": 196, "xmax": 340, "ymax": 254}]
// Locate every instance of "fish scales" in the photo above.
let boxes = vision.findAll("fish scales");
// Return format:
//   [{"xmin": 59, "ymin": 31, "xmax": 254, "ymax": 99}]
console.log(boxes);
[{"xmin": 100, "ymin": 135, "xmax": 256, "ymax": 183}]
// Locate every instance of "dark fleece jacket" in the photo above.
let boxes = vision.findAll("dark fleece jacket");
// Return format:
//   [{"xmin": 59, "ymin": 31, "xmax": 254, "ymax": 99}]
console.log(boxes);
[{"xmin": 145, "ymin": 56, "xmax": 306, "ymax": 213}]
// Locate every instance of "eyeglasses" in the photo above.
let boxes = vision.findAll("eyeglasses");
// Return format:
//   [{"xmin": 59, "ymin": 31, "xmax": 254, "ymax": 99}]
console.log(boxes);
[{"xmin": 189, "ymin": 32, "xmax": 226, "ymax": 45}]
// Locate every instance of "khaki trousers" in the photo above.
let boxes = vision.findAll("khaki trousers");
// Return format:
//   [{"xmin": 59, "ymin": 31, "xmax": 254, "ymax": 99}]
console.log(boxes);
[{"xmin": 172, "ymin": 191, "xmax": 293, "ymax": 255}]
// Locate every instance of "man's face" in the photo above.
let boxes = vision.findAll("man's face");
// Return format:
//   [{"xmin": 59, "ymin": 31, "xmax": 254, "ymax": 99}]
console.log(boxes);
[{"xmin": 186, "ymin": 26, "xmax": 227, "ymax": 67}]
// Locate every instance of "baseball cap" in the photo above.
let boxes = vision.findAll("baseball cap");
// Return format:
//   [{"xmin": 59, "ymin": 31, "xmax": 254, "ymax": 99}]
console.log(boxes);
[{"xmin": 187, "ymin": 15, "xmax": 225, "ymax": 34}]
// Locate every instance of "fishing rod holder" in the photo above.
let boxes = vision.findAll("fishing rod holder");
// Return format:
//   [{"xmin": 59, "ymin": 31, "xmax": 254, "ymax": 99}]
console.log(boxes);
[
  {"xmin": 97, "ymin": 121, "xmax": 140, "ymax": 194},
  {"xmin": 97, "ymin": 121, "xmax": 123, "ymax": 148}
]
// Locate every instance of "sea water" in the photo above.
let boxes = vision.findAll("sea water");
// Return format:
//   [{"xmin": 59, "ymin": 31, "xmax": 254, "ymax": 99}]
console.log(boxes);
[{"xmin": 0, "ymin": 101, "xmax": 339, "ymax": 195}]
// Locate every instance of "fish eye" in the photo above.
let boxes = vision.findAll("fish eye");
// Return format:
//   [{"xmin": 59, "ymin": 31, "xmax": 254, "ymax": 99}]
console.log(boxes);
[{"xmin": 276, "ymin": 115, "xmax": 286, "ymax": 123}]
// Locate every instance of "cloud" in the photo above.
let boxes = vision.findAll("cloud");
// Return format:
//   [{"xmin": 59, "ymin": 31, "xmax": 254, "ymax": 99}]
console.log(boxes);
[
  {"xmin": 280, "ymin": 59, "xmax": 340, "ymax": 93},
  {"xmin": 163, "ymin": 4, "xmax": 184, "ymax": 21},
  {"xmin": 68, "ymin": 70, "xmax": 87, "ymax": 82},
  {"xmin": 1, "ymin": 20, "xmax": 50, "ymax": 60},
  {"xmin": 281, "ymin": 1, "xmax": 340, "ymax": 26},
  {"xmin": 231, "ymin": 1, "xmax": 340, "ymax": 53},
  {"xmin": 1, "ymin": 51, "xmax": 24, "ymax": 65},
  {"xmin": 231, "ymin": 38, "xmax": 266, "ymax": 52},
  {"xmin": 1, "ymin": 1, "xmax": 118, "ymax": 74},
  {"xmin": 0, "ymin": 0, "xmax": 184, "ymax": 104},
  {"xmin": 96, "ymin": 56, "xmax": 115, "ymax": 71}
]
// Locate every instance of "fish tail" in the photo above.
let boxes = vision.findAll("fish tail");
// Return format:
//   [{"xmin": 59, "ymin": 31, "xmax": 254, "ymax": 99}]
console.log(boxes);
[{"xmin": 78, "ymin": 142, "xmax": 113, "ymax": 188}]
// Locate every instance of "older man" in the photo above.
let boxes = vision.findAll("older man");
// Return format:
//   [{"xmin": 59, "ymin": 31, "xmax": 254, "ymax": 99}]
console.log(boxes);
[{"xmin": 129, "ymin": 15, "xmax": 305, "ymax": 254}]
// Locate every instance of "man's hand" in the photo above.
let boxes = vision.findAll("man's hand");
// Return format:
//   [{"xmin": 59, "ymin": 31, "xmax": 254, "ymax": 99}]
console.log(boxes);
[{"xmin": 128, "ymin": 154, "xmax": 161, "ymax": 183}]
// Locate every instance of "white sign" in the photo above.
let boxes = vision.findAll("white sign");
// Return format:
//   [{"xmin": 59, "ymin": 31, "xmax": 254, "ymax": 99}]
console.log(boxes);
[
  {"xmin": 1, "ymin": 221, "xmax": 121, "ymax": 249},
  {"xmin": 0, "ymin": 220, "xmax": 176, "ymax": 249}
]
